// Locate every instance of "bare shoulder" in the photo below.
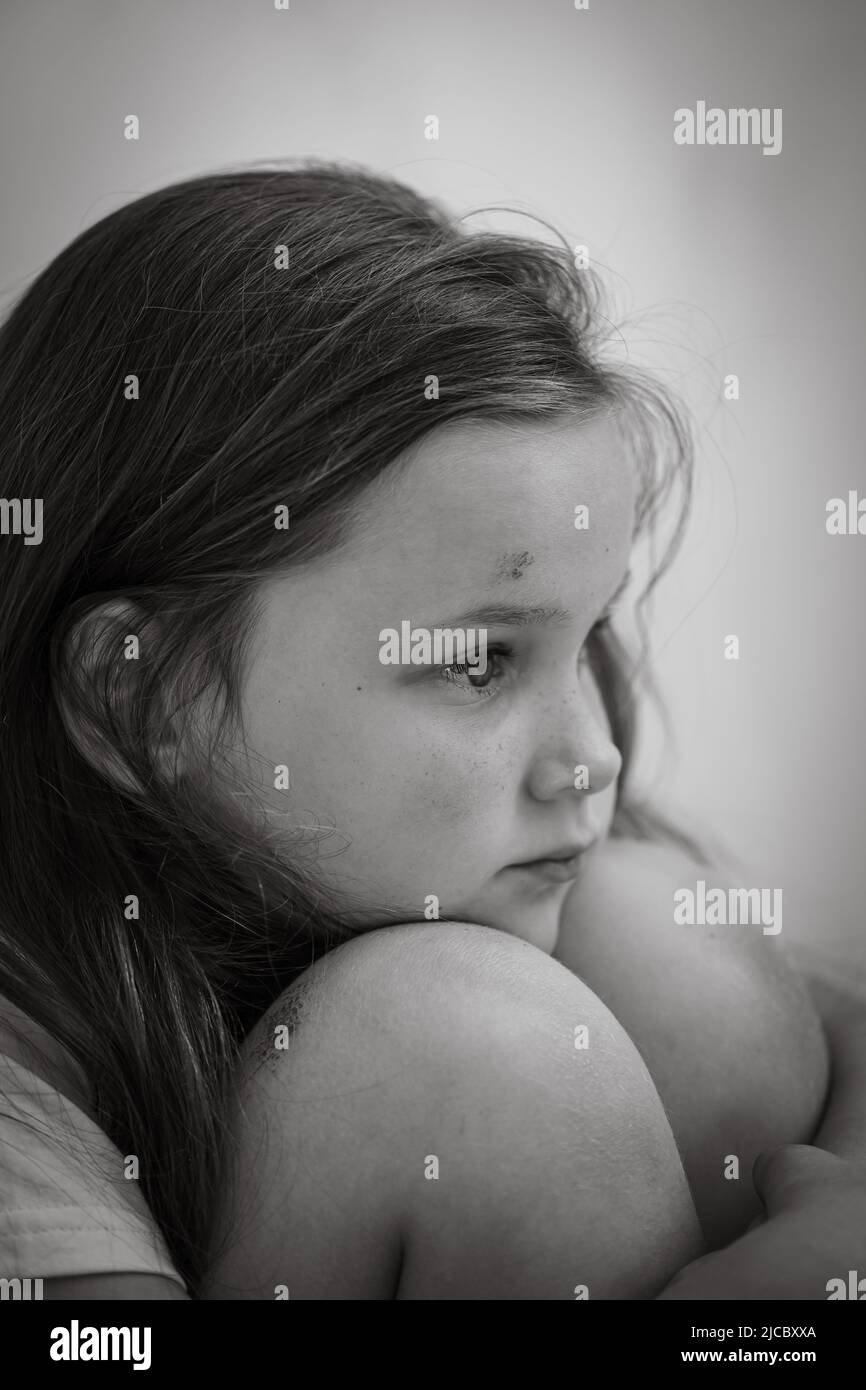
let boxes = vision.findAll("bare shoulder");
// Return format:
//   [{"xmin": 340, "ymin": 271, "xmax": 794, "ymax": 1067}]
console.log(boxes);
[{"xmin": 202, "ymin": 920, "xmax": 702, "ymax": 1299}]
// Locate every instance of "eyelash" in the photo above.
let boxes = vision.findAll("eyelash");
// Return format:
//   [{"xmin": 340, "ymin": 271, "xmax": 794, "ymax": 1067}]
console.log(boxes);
[{"xmin": 437, "ymin": 615, "xmax": 613, "ymax": 700}]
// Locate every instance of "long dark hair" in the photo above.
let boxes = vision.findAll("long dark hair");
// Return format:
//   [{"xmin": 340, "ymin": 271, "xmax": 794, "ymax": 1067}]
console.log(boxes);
[{"xmin": 0, "ymin": 159, "xmax": 711, "ymax": 1293}]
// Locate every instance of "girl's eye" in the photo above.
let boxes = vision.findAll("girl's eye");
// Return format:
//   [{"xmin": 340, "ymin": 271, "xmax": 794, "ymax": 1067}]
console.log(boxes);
[
  {"xmin": 438, "ymin": 645, "xmax": 512, "ymax": 699},
  {"xmin": 436, "ymin": 613, "xmax": 615, "ymax": 700}
]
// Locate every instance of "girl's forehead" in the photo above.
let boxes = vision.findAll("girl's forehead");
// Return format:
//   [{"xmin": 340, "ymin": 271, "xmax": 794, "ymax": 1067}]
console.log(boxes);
[
  {"xmin": 353, "ymin": 405, "xmax": 631, "ymax": 525},
  {"xmin": 256, "ymin": 416, "xmax": 636, "ymax": 644},
  {"xmin": 343, "ymin": 413, "xmax": 636, "ymax": 581}
]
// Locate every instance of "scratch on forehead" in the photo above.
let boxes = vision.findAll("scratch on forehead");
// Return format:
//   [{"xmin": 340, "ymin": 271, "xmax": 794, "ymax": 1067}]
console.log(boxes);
[{"xmin": 494, "ymin": 550, "xmax": 535, "ymax": 581}]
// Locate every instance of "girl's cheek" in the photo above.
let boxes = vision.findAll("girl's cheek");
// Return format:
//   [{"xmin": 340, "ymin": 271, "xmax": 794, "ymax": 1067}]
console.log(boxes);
[{"xmin": 420, "ymin": 749, "xmax": 513, "ymax": 824}]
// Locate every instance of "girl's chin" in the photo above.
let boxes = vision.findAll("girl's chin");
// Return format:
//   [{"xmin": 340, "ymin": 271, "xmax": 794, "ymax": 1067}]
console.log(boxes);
[
  {"xmin": 464, "ymin": 899, "xmax": 563, "ymax": 955},
  {"xmin": 500, "ymin": 915, "xmax": 561, "ymax": 954}
]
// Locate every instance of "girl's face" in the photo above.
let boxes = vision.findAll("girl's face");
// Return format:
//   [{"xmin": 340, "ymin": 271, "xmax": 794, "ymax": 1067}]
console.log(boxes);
[{"xmin": 236, "ymin": 412, "xmax": 636, "ymax": 954}]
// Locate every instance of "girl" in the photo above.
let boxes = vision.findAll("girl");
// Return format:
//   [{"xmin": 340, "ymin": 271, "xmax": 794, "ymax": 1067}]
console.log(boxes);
[{"xmin": 0, "ymin": 161, "xmax": 862, "ymax": 1300}]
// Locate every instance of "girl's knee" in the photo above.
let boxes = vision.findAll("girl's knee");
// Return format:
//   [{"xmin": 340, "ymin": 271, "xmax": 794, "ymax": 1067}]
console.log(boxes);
[{"xmin": 225, "ymin": 919, "xmax": 703, "ymax": 1298}]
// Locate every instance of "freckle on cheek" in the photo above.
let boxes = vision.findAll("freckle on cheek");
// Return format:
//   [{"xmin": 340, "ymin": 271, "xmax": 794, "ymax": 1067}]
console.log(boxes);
[{"xmin": 421, "ymin": 757, "xmax": 500, "ymax": 820}]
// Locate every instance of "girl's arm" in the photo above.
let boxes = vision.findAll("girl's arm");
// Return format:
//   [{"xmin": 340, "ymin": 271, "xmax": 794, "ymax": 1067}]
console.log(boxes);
[
  {"xmin": 555, "ymin": 836, "xmax": 830, "ymax": 1250},
  {"xmin": 656, "ymin": 976, "xmax": 866, "ymax": 1299},
  {"xmin": 800, "ymin": 971, "xmax": 866, "ymax": 1159}
]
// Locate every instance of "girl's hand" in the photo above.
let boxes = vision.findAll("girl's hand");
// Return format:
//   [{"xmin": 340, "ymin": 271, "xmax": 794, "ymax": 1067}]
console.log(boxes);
[{"xmin": 656, "ymin": 1144, "xmax": 866, "ymax": 1299}]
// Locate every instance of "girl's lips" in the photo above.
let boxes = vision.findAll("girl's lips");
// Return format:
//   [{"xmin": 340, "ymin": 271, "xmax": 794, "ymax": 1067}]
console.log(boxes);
[{"xmin": 508, "ymin": 851, "xmax": 591, "ymax": 883}]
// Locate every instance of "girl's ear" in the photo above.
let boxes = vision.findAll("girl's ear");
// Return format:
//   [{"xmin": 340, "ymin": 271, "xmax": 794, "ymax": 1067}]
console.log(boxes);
[{"xmin": 53, "ymin": 597, "xmax": 188, "ymax": 795}]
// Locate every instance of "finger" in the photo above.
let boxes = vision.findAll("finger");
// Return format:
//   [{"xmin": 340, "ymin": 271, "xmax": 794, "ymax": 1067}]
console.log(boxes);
[
  {"xmin": 657, "ymin": 1214, "xmax": 838, "ymax": 1301},
  {"xmin": 752, "ymin": 1143, "xmax": 843, "ymax": 1213}
]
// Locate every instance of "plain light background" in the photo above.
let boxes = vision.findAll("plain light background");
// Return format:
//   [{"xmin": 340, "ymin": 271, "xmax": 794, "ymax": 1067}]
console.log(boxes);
[{"xmin": 1, "ymin": 0, "xmax": 863, "ymax": 980}]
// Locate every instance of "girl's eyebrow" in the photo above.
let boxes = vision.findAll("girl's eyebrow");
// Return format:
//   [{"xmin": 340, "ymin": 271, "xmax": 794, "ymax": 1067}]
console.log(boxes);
[
  {"xmin": 426, "ymin": 569, "xmax": 632, "ymax": 631},
  {"xmin": 428, "ymin": 601, "xmax": 573, "ymax": 629}
]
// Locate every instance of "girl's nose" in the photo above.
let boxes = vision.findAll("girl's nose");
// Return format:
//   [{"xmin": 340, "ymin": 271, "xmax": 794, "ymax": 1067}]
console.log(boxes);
[{"xmin": 526, "ymin": 684, "xmax": 623, "ymax": 803}]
